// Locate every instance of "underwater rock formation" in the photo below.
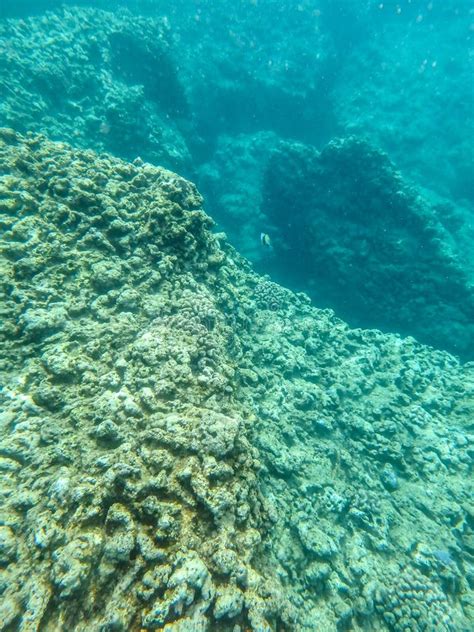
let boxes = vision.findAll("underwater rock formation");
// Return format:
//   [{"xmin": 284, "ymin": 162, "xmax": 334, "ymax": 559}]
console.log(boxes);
[
  {"xmin": 0, "ymin": 7, "xmax": 191, "ymax": 173},
  {"xmin": 158, "ymin": 0, "xmax": 335, "ymax": 145},
  {"xmin": 1, "ymin": 129, "xmax": 473, "ymax": 631},
  {"xmin": 197, "ymin": 132, "xmax": 280, "ymax": 261},
  {"xmin": 0, "ymin": 1, "xmax": 333, "ymax": 177},
  {"xmin": 261, "ymin": 137, "xmax": 474, "ymax": 361}
]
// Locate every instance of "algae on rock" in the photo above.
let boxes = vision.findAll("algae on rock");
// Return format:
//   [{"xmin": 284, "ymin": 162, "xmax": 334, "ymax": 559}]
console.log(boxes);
[
  {"xmin": 0, "ymin": 8, "xmax": 191, "ymax": 173},
  {"xmin": 0, "ymin": 129, "xmax": 473, "ymax": 631}
]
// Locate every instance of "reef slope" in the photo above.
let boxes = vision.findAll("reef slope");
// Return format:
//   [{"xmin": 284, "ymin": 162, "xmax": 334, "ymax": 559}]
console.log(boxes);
[
  {"xmin": 262, "ymin": 137, "xmax": 474, "ymax": 360},
  {"xmin": 0, "ymin": 130, "xmax": 473, "ymax": 631}
]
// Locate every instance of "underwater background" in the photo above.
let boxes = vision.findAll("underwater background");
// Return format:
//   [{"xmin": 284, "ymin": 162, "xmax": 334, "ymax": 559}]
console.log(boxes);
[
  {"xmin": 0, "ymin": 1, "xmax": 473, "ymax": 631},
  {"xmin": 1, "ymin": 0, "xmax": 473, "ymax": 357}
]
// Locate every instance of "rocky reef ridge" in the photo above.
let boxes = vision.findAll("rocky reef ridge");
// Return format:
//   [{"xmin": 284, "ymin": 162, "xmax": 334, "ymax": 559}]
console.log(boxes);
[
  {"xmin": 262, "ymin": 137, "xmax": 474, "ymax": 360},
  {"xmin": 0, "ymin": 8, "xmax": 191, "ymax": 173},
  {"xmin": 0, "ymin": 130, "xmax": 473, "ymax": 630}
]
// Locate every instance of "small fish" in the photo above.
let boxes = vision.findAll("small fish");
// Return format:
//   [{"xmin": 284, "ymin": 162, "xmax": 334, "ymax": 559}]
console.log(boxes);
[
  {"xmin": 431, "ymin": 550, "xmax": 454, "ymax": 566},
  {"xmin": 260, "ymin": 232, "xmax": 272, "ymax": 248}
]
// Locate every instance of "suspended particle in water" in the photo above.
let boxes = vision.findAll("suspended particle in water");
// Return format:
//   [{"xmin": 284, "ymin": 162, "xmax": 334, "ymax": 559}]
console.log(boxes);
[{"xmin": 99, "ymin": 122, "xmax": 111, "ymax": 135}]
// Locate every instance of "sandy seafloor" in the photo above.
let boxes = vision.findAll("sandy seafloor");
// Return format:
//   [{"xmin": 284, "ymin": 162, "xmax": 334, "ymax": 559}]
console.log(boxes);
[{"xmin": 0, "ymin": 1, "xmax": 473, "ymax": 631}]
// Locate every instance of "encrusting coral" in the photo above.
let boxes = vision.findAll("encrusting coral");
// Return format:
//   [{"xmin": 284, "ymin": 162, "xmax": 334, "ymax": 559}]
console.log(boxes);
[
  {"xmin": 0, "ymin": 8, "xmax": 191, "ymax": 173},
  {"xmin": 0, "ymin": 129, "xmax": 473, "ymax": 631}
]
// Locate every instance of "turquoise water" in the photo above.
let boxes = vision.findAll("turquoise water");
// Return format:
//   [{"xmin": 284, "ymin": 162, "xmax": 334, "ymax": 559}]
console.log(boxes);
[
  {"xmin": 1, "ymin": 0, "xmax": 473, "ymax": 358},
  {"xmin": 1, "ymin": 2, "xmax": 473, "ymax": 631}
]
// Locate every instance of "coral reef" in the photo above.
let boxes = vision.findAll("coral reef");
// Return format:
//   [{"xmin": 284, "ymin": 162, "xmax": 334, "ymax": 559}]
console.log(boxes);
[
  {"xmin": 261, "ymin": 136, "xmax": 474, "ymax": 360},
  {"xmin": 1, "ymin": 130, "xmax": 473, "ymax": 630},
  {"xmin": 0, "ymin": 129, "xmax": 285, "ymax": 631},
  {"xmin": 1, "ymin": 2, "xmax": 472, "ymax": 275},
  {"xmin": 0, "ymin": 7, "xmax": 191, "ymax": 173}
]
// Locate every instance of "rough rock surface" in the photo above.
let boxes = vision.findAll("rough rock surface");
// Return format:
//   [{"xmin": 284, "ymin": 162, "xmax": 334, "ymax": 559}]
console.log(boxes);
[
  {"xmin": 0, "ymin": 7, "xmax": 191, "ymax": 173},
  {"xmin": 261, "ymin": 137, "xmax": 474, "ymax": 360},
  {"xmin": 1, "ymin": 130, "xmax": 473, "ymax": 631}
]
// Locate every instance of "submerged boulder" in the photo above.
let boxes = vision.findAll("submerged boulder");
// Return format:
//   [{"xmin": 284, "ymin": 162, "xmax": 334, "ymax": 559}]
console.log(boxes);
[{"xmin": 261, "ymin": 136, "xmax": 474, "ymax": 360}]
